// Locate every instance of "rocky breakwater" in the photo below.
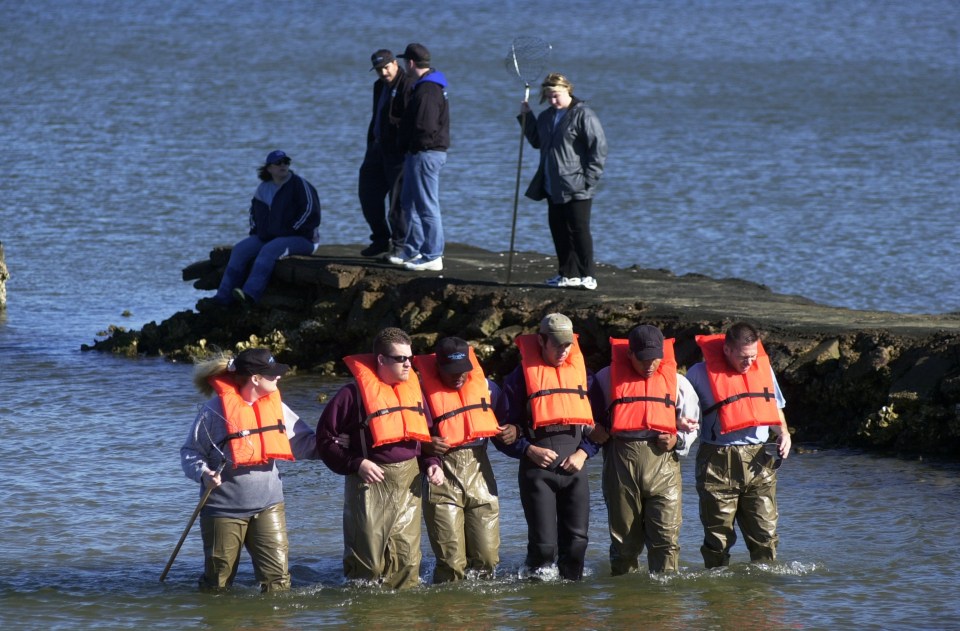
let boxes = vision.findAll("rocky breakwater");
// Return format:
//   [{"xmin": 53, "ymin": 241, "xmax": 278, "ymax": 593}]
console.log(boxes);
[{"xmin": 86, "ymin": 243, "xmax": 960, "ymax": 458}]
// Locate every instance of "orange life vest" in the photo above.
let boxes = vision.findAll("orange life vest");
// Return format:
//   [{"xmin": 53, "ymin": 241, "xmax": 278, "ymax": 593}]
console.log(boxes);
[
  {"xmin": 412, "ymin": 346, "xmax": 500, "ymax": 447},
  {"xmin": 343, "ymin": 354, "xmax": 431, "ymax": 448},
  {"xmin": 695, "ymin": 334, "xmax": 782, "ymax": 434},
  {"xmin": 515, "ymin": 334, "xmax": 594, "ymax": 428},
  {"xmin": 608, "ymin": 337, "xmax": 678, "ymax": 434},
  {"xmin": 208, "ymin": 375, "xmax": 295, "ymax": 469}
]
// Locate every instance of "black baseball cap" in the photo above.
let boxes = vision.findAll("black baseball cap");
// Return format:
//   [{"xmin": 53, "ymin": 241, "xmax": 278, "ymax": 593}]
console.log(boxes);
[
  {"xmin": 233, "ymin": 348, "xmax": 290, "ymax": 377},
  {"xmin": 628, "ymin": 325, "xmax": 664, "ymax": 361},
  {"xmin": 435, "ymin": 337, "xmax": 473, "ymax": 374},
  {"xmin": 397, "ymin": 43, "xmax": 430, "ymax": 63}
]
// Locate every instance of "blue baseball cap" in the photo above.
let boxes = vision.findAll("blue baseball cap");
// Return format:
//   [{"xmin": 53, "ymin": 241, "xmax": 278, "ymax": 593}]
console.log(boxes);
[{"xmin": 264, "ymin": 150, "xmax": 291, "ymax": 166}]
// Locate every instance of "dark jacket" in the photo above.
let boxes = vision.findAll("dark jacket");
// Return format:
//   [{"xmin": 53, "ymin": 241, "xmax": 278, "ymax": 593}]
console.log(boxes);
[
  {"xmin": 499, "ymin": 365, "xmax": 600, "ymax": 468},
  {"xmin": 248, "ymin": 171, "xmax": 321, "ymax": 242},
  {"xmin": 399, "ymin": 69, "xmax": 450, "ymax": 153},
  {"xmin": 520, "ymin": 97, "xmax": 607, "ymax": 204},
  {"xmin": 366, "ymin": 69, "xmax": 415, "ymax": 156},
  {"xmin": 315, "ymin": 382, "xmax": 441, "ymax": 476}
]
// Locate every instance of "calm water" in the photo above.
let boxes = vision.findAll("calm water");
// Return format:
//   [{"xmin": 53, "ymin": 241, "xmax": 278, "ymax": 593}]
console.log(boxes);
[{"xmin": 1, "ymin": 1, "xmax": 959, "ymax": 628}]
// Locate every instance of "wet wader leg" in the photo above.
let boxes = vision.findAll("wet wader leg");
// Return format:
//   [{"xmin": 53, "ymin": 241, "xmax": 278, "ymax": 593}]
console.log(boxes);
[
  {"xmin": 462, "ymin": 447, "xmax": 500, "ymax": 578},
  {"xmin": 381, "ymin": 459, "xmax": 423, "ymax": 590},
  {"xmin": 342, "ymin": 472, "xmax": 388, "ymax": 583},
  {"xmin": 643, "ymin": 446, "xmax": 683, "ymax": 573},
  {"xmin": 556, "ymin": 467, "xmax": 590, "ymax": 581},
  {"xmin": 199, "ymin": 515, "xmax": 248, "ymax": 590},
  {"xmin": 424, "ymin": 470, "xmax": 467, "ymax": 583},
  {"xmin": 738, "ymin": 450, "xmax": 779, "ymax": 562},
  {"xmin": 602, "ymin": 441, "xmax": 643, "ymax": 576},
  {"xmin": 696, "ymin": 444, "xmax": 739, "ymax": 568},
  {"xmin": 246, "ymin": 502, "xmax": 291, "ymax": 592},
  {"xmin": 519, "ymin": 465, "xmax": 559, "ymax": 572}
]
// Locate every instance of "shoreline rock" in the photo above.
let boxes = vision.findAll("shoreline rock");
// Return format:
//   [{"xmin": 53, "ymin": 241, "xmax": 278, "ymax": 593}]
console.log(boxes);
[{"xmin": 84, "ymin": 242, "xmax": 960, "ymax": 458}]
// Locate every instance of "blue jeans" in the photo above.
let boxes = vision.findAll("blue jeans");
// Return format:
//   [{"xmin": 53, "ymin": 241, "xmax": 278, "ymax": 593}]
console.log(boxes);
[
  {"xmin": 215, "ymin": 235, "xmax": 314, "ymax": 303},
  {"xmin": 399, "ymin": 150, "xmax": 446, "ymax": 261}
]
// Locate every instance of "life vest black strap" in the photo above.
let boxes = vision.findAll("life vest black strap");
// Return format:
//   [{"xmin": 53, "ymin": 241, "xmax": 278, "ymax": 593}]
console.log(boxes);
[
  {"xmin": 704, "ymin": 388, "xmax": 775, "ymax": 416},
  {"xmin": 362, "ymin": 403, "xmax": 426, "ymax": 427},
  {"xmin": 222, "ymin": 422, "xmax": 287, "ymax": 443},
  {"xmin": 528, "ymin": 385, "xmax": 588, "ymax": 401},
  {"xmin": 435, "ymin": 397, "xmax": 491, "ymax": 423},
  {"xmin": 609, "ymin": 393, "xmax": 676, "ymax": 412}
]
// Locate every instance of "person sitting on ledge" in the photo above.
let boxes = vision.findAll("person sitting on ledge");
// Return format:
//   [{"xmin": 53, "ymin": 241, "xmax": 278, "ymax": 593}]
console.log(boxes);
[{"xmin": 214, "ymin": 150, "xmax": 321, "ymax": 305}]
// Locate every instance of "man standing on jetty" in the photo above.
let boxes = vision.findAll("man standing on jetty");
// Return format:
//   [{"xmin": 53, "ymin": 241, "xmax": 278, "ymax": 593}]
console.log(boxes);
[
  {"xmin": 686, "ymin": 321, "xmax": 792, "ymax": 567},
  {"xmin": 589, "ymin": 324, "xmax": 700, "ymax": 574},
  {"xmin": 358, "ymin": 49, "xmax": 414, "ymax": 259},
  {"xmin": 389, "ymin": 42, "xmax": 449, "ymax": 272},
  {"xmin": 500, "ymin": 313, "xmax": 599, "ymax": 580},
  {"xmin": 412, "ymin": 336, "xmax": 518, "ymax": 583},
  {"xmin": 316, "ymin": 327, "xmax": 445, "ymax": 589}
]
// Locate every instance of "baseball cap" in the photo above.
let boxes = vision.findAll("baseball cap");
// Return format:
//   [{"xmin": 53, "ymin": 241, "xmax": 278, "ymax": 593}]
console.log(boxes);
[
  {"xmin": 264, "ymin": 150, "xmax": 291, "ymax": 166},
  {"xmin": 539, "ymin": 313, "xmax": 575, "ymax": 345},
  {"xmin": 370, "ymin": 49, "xmax": 395, "ymax": 71},
  {"xmin": 628, "ymin": 325, "xmax": 664, "ymax": 361},
  {"xmin": 435, "ymin": 337, "xmax": 473, "ymax": 374},
  {"xmin": 232, "ymin": 348, "xmax": 290, "ymax": 377},
  {"xmin": 397, "ymin": 43, "xmax": 430, "ymax": 63}
]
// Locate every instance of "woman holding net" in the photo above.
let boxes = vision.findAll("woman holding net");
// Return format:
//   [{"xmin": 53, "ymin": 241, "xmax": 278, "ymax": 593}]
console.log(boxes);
[{"xmin": 519, "ymin": 73, "xmax": 607, "ymax": 291}]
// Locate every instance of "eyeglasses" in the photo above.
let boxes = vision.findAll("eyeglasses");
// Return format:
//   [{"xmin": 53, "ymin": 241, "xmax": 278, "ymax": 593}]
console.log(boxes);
[
  {"xmin": 271, "ymin": 160, "xmax": 290, "ymax": 166},
  {"xmin": 383, "ymin": 354, "xmax": 412, "ymax": 365}
]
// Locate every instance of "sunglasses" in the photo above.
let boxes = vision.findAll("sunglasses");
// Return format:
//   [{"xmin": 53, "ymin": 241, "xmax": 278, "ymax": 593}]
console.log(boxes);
[
  {"xmin": 383, "ymin": 354, "xmax": 412, "ymax": 365},
  {"xmin": 271, "ymin": 160, "xmax": 291, "ymax": 166}
]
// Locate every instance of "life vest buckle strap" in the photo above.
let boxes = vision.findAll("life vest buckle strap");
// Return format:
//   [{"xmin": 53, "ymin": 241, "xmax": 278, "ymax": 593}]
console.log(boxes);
[
  {"xmin": 436, "ymin": 401, "xmax": 488, "ymax": 423},
  {"xmin": 609, "ymin": 394, "xmax": 677, "ymax": 411},
  {"xmin": 363, "ymin": 405, "xmax": 425, "ymax": 427},
  {"xmin": 528, "ymin": 386, "xmax": 588, "ymax": 401}
]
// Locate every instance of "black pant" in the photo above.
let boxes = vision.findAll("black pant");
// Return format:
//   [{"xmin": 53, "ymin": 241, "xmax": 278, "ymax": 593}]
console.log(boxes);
[
  {"xmin": 547, "ymin": 198, "xmax": 594, "ymax": 278},
  {"xmin": 358, "ymin": 142, "xmax": 405, "ymax": 247},
  {"xmin": 518, "ymin": 462, "xmax": 590, "ymax": 580}
]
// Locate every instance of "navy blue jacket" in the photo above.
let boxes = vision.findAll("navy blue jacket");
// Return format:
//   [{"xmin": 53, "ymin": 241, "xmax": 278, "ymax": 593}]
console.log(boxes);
[
  {"xmin": 249, "ymin": 172, "xmax": 321, "ymax": 241},
  {"xmin": 399, "ymin": 69, "xmax": 450, "ymax": 153}
]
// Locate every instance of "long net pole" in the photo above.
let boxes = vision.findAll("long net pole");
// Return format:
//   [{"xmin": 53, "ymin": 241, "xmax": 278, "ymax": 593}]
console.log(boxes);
[{"xmin": 504, "ymin": 37, "xmax": 550, "ymax": 285}]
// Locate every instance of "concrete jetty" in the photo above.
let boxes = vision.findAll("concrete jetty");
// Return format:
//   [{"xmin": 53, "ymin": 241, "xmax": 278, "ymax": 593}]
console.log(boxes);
[{"xmin": 85, "ymin": 242, "xmax": 960, "ymax": 458}]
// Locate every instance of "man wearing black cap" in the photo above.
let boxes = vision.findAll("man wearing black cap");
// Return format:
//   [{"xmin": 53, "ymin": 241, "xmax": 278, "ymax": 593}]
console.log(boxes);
[
  {"xmin": 388, "ymin": 42, "xmax": 450, "ymax": 272},
  {"xmin": 181, "ymin": 348, "xmax": 320, "ymax": 592},
  {"xmin": 358, "ymin": 49, "xmax": 415, "ymax": 258},
  {"xmin": 588, "ymin": 324, "xmax": 700, "ymax": 574},
  {"xmin": 411, "ymin": 337, "xmax": 518, "ymax": 583},
  {"xmin": 499, "ymin": 313, "xmax": 600, "ymax": 580}
]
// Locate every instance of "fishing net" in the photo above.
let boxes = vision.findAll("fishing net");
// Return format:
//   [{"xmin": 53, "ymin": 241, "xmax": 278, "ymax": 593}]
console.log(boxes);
[{"xmin": 504, "ymin": 36, "xmax": 552, "ymax": 89}]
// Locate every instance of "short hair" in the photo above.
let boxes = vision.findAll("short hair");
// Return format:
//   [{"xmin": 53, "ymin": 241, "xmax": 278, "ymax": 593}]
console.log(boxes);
[
  {"xmin": 540, "ymin": 72, "xmax": 574, "ymax": 103},
  {"xmin": 373, "ymin": 327, "xmax": 412, "ymax": 356},
  {"xmin": 725, "ymin": 322, "xmax": 761, "ymax": 347}
]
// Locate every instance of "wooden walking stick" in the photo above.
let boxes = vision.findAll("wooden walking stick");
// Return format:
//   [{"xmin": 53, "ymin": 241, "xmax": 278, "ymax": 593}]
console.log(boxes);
[{"xmin": 159, "ymin": 461, "xmax": 226, "ymax": 582}]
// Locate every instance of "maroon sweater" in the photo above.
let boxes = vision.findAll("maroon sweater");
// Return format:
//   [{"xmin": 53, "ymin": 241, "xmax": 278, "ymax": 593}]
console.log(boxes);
[{"xmin": 316, "ymin": 382, "xmax": 440, "ymax": 475}]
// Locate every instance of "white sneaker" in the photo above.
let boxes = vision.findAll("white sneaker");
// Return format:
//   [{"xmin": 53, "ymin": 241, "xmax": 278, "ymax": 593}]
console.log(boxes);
[
  {"xmin": 404, "ymin": 256, "xmax": 443, "ymax": 271},
  {"xmin": 581, "ymin": 276, "xmax": 597, "ymax": 290},
  {"xmin": 545, "ymin": 275, "xmax": 581, "ymax": 288},
  {"xmin": 387, "ymin": 252, "xmax": 421, "ymax": 265}
]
